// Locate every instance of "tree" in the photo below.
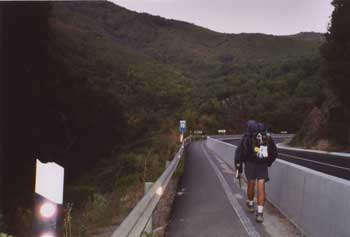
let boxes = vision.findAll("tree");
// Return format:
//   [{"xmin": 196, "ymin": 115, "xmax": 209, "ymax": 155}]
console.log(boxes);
[
  {"xmin": 321, "ymin": 0, "xmax": 350, "ymax": 106},
  {"xmin": 320, "ymin": 0, "xmax": 350, "ymax": 144}
]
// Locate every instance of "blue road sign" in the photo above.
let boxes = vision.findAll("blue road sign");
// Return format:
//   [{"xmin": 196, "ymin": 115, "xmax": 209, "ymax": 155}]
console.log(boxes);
[{"xmin": 179, "ymin": 120, "xmax": 186, "ymax": 134}]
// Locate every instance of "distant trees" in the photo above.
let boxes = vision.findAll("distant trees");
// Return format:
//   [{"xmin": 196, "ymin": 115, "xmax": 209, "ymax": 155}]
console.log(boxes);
[{"xmin": 199, "ymin": 58, "xmax": 322, "ymax": 133}]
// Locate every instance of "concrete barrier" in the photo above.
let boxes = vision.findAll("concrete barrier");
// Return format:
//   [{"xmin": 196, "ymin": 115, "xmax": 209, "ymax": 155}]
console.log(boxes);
[
  {"xmin": 206, "ymin": 136, "xmax": 350, "ymax": 237},
  {"xmin": 206, "ymin": 136, "xmax": 237, "ymax": 169}
]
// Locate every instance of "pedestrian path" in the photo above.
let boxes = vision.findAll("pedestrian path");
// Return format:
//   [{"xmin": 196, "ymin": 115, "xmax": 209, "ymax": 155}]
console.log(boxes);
[{"xmin": 167, "ymin": 141, "xmax": 301, "ymax": 237}]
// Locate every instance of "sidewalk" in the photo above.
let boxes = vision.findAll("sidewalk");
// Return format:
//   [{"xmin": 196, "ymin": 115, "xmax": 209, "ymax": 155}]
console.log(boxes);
[{"xmin": 167, "ymin": 141, "xmax": 301, "ymax": 237}]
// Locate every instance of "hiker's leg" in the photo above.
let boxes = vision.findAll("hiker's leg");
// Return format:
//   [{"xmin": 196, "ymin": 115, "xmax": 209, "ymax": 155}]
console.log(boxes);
[
  {"xmin": 247, "ymin": 180, "xmax": 256, "ymax": 201},
  {"xmin": 256, "ymin": 163, "xmax": 268, "ymax": 208},
  {"xmin": 244, "ymin": 162, "xmax": 255, "ymax": 201},
  {"xmin": 255, "ymin": 164, "xmax": 268, "ymax": 222},
  {"xmin": 257, "ymin": 179, "xmax": 265, "ymax": 207}
]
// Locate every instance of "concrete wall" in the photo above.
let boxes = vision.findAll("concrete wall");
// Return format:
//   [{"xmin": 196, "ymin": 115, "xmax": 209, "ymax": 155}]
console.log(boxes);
[
  {"xmin": 206, "ymin": 136, "xmax": 236, "ymax": 168},
  {"xmin": 206, "ymin": 136, "xmax": 350, "ymax": 237}
]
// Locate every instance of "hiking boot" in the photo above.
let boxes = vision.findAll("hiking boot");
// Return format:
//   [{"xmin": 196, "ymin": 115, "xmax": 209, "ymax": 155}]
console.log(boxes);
[
  {"xmin": 246, "ymin": 201, "xmax": 255, "ymax": 213},
  {"xmin": 256, "ymin": 212, "xmax": 264, "ymax": 223}
]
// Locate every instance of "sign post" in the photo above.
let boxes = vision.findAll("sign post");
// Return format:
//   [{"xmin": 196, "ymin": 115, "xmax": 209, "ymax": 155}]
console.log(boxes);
[
  {"xmin": 179, "ymin": 120, "xmax": 186, "ymax": 142},
  {"xmin": 33, "ymin": 160, "xmax": 64, "ymax": 237}
]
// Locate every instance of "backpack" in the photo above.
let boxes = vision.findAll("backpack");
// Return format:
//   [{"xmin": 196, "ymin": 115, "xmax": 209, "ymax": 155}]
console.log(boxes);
[{"xmin": 251, "ymin": 124, "xmax": 270, "ymax": 160}]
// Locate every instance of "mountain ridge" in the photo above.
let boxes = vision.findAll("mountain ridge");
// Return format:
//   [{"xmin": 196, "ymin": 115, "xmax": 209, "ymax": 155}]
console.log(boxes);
[{"xmin": 105, "ymin": 2, "xmax": 326, "ymax": 39}]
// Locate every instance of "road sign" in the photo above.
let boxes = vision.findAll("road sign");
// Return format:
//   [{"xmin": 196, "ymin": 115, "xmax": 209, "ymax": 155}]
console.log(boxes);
[
  {"xmin": 179, "ymin": 120, "xmax": 186, "ymax": 134},
  {"xmin": 218, "ymin": 129, "xmax": 226, "ymax": 134}
]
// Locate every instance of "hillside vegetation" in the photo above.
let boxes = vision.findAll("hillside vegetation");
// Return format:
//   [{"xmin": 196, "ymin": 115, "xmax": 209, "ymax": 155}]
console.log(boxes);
[{"xmin": 51, "ymin": 1, "xmax": 324, "ymax": 132}]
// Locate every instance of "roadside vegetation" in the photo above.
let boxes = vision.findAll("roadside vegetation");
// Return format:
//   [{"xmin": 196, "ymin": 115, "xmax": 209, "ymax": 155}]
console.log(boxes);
[
  {"xmin": 63, "ymin": 133, "xmax": 179, "ymax": 236},
  {"xmin": 292, "ymin": 0, "xmax": 350, "ymax": 151}
]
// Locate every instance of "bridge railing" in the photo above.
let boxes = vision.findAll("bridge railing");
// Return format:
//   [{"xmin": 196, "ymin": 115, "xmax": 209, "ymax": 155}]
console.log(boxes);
[{"xmin": 111, "ymin": 139, "xmax": 190, "ymax": 237}]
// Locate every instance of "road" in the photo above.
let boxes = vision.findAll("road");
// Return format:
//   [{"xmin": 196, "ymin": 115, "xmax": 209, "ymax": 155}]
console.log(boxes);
[
  {"xmin": 224, "ymin": 136, "xmax": 350, "ymax": 180},
  {"xmin": 167, "ymin": 141, "xmax": 300, "ymax": 237}
]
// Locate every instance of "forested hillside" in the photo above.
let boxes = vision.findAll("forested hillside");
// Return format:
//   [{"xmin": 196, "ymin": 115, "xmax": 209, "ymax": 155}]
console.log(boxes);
[
  {"xmin": 1, "ymin": 1, "xmax": 325, "ymax": 235},
  {"xmin": 50, "ymin": 1, "xmax": 324, "ymax": 132}
]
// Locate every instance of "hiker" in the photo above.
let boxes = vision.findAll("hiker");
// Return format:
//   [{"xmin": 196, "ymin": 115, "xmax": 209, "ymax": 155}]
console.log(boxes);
[{"xmin": 234, "ymin": 120, "xmax": 277, "ymax": 223}]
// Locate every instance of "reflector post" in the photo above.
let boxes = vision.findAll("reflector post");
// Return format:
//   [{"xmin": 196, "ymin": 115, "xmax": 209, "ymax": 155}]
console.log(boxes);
[{"xmin": 33, "ymin": 160, "xmax": 64, "ymax": 236}]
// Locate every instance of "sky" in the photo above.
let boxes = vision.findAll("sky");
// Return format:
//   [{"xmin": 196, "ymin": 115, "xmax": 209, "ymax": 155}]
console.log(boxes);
[{"xmin": 111, "ymin": 0, "xmax": 334, "ymax": 35}]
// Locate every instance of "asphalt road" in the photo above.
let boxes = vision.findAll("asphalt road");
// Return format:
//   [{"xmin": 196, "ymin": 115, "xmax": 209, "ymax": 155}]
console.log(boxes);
[
  {"xmin": 224, "ymin": 137, "xmax": 350, "ymax": 180},
  {"xmin": 167, "ymin": 141, "xmax": 300, "ymax": 237},
  {"xmin": 167, "ymin": 141, "xmax": 249, "ymax": 237}
]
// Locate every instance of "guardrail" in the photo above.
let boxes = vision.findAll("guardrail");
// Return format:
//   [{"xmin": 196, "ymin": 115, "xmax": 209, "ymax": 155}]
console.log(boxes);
[
  {"xmin": 206, "ymin": 136, "xmax": 350, "ymax": 237},
  {"xmin": 112, "ymin": 139, "xmax": 189, "ymax": 237}
]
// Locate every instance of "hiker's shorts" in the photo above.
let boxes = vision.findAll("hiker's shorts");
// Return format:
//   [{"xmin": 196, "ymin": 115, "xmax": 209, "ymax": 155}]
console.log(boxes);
[{"xmin": 244, "ymin": 161, "xmax": 269, "ymax": 181}]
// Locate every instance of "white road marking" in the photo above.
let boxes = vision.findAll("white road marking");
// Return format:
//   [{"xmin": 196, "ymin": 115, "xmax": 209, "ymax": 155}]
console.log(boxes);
[
  {"xmin": 278, "ymin": 153, "xmax": 350, "ymax": 171},
  {"xmin": 235, "ymin": 193, "xmax": 244, "ymax": 199},
  {"xmin": 216, "ymin": 157, "xmax": 236, "ymax": 174},
  {"xmin": 223, "ymin": 165, "xmax": 235, "ymax": 174},
  {"xmin": 201, "ymin": 143, "xmax": 260, "ymax": 237},
  {"xmin": 223, "ymin": 170, "xmax": 235, "ymax": 175},
  {"xmin": 177, "ymin": 191, "xmax": 185, "ymax": 196}
]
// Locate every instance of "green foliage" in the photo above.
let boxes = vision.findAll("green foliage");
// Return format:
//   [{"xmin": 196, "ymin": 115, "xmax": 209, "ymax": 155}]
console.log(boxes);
[
  {"xmin": 84, "ymin": 193, "xmax": 113, "ymax": 226},
  {"xmin": 49, "ymin": 1, "xmax": 324, "ymax": 133},
  {"xmin": 321, "ymin": 0, "xmax": 350, "ymax": 106},
  {"xmin": 318, "ymin": 0, "xmax": 350, "ymax": 144}
]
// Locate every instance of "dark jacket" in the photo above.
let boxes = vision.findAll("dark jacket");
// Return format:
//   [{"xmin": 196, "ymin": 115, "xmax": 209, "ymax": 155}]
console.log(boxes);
[{"xmin": 234, "ymin": 133, "xmax": 277, "ymax": 167}]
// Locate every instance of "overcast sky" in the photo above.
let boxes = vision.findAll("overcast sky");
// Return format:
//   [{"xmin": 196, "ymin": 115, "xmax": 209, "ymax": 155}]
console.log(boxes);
[{"xmin": 111, "ymin": 0, "xmax": 334, "ymax": 35}]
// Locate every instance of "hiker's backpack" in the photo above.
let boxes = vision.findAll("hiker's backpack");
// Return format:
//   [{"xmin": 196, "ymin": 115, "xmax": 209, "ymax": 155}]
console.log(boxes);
[{"xmin": 251, "ymin": 127, "xmax": 270, "ymax": 160}]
